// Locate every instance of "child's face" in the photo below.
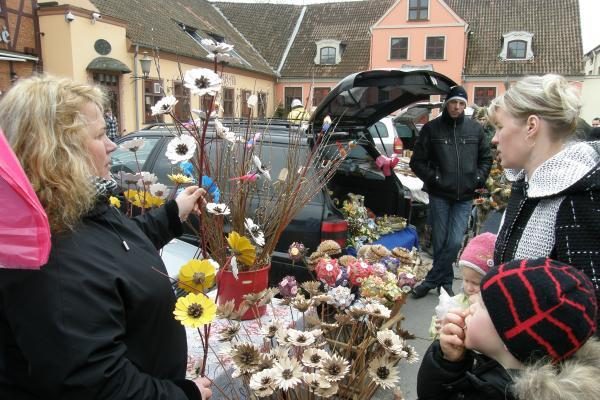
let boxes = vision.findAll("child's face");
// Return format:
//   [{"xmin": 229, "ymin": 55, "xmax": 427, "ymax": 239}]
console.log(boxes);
[
  {"xmin": 462, "ymin": 267, "xmax": 483, "ymax": 296},
  {"xmin": 464, "ymin": 293, "xmax": 505, "ymax": 355}
]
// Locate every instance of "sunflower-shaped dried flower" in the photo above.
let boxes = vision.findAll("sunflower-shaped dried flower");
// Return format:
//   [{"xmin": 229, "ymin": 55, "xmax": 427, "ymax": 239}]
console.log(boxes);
[
  {"xmin": 177, "ymin": 259, "xmax": 216, "ymax": 294},
  {"xmin": 302, "ymin": 348, "xmax": 329, "ymax": 368},
  {"xmin": 377, "ymin": 329, "xmax": 404, "ymax": 353},
  {"xmin": 269, "ymin": 346, "xmax": 290, "ymax": 361},
  {"xmin": 366, "ymin": 302, "xmax": 391, "ymax": 319},
  {"xmin": 317, "ymin": 240, "xmax": 342, "ymax": 256},
  {"xmin": 230, "ymin": 343, "xmax": 262, "ymax": 374},
  {"xmin": 301, "ymin": 280, "xmax": 323, "ymax": 297},
  {"xmin": 303, "ymin": 372, "xmax": 332, "ymax": 392},
  {"xmin": 218, "ymin": 322, "xmax": 240, "ymax": 342},
  {"xmin": 403, "ymin": 343, "xmax": 420, "ymax": 364},
  {"xmin": 258, "ymin": 288, "xmax": 279, "ymax": 306},
  {"xmin": 173, "ymin": 293, "xmax": 216, "ymax": 328},
  {"xmin": 287, "ymin": 328, "xmax": 316, "ymax": 347},
  {"xmin": 333, "ymin": 313, "xmax": 353, "ymax": 326},
  {"xmin": 256, "ymin": 354, "xmax": 275, "ymax": 371},
  {"xmin": 261, "ymin": 319, "xmax": 284, "ymax": 339},
  {"xmin": 311, "ymin": 294, "xmax": 334, "ymax": 306},
  {"xmin": 249, "ymin": 368, "xmax": 276, "ymax": 396},
  {"xmin": 320, "ymin": 354, "xmax": 350, "ymax": 382},
  {"xmin": 288, "ymin": 242, "xmax": 307, "ymax": 262},
  {"xmin": 315, "ymin": 381, "xmax": 339, "ymax": 398},
  {"xmin": 275, "ymin": 327, "xmax": 290, "ymax": 347},
  {"xmin": 303, "ymin": 310, "xmax": 322, "ymax": 328},
  {"xmin": 273, "ymin": 357, "xmax": 303, "ymax": 391},
  {"xmin": 290, "ymin": 293, "xmax": 312, "ymax": 313},
  {"xmin": 338, "ymin": 254, "xmax": 357, "ymax": 267},
  {"xmin": 306, "ymin": 251, "xmax": 327, "ymax": 270},
  {"xmin": 242, "ymin": 290, "xmax": 265, "ymax": 306},
  {"xmin": 368, "ymin": 356, "xmax": 400, "ymax": 390},
  {"xmin": 346, "ymin": 304, "xmax": 368, "ymax": 320}
]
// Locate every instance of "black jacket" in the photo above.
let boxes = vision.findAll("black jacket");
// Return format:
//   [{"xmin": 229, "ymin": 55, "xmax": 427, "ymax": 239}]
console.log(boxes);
[
  {"xmin": 410, "ymin": 110, "xmax": 492, "ymax": 201},
  {"xmin": 0, "ymin": 200, "xmax": 201, "ymax": 400},
  {"xmin": 417, "ymin": 341, "xmax": 516, "ymax": 400}
]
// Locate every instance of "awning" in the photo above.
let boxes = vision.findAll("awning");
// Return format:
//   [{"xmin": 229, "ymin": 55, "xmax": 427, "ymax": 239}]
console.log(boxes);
[
  {"xmin": 0, "ymin": 50, "xmax": 39, "ymax": 62},
  {"xmin": 86, "ymin": 57, "xmax": 131, "ymax": 74}
]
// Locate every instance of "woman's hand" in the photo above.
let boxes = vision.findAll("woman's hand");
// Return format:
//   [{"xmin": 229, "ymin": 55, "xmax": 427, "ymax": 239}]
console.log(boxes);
[
  {"xmin": 439, "ymin": 308, "xmax": 467, "ymax": 362},
  {"xmin": 193, "ymin": 376, "xmax": 212, "ymax": 399},
  {"xmin": 175, "ymin": 186, "xmax": 206, "ymax": 222}
]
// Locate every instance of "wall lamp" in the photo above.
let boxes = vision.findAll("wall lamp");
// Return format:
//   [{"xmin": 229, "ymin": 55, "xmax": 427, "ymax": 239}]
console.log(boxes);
[
  {"xmin": 65, "ymin": 11, "xmax": 75, "ymax": 22},
  {"xmin": 138, "ymin": 53, "xmax": 151, "ymax": 79}
]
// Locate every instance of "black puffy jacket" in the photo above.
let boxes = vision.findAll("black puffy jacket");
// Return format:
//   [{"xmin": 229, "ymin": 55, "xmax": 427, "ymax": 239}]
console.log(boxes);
[
  {"xmin": 410, "ymin": 110, "xmax": 492, "ymax": 201},
  {"xmin": 0, "ymin": 200, "xmax": 201, "ymax": 400}
]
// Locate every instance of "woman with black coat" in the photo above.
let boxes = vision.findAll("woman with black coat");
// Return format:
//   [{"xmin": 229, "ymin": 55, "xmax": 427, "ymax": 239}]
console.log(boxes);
[{"xmin": 0, "ymin": 76, "xmax": 211, "ymax": 399}]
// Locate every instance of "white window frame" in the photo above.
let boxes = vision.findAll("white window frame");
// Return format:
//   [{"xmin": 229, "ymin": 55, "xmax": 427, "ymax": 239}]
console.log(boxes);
[
  {"xmin": 407, "ymin": 0, "xmax": 429, "ymax": 21},
  {"xmin": 499, "ymin": 31, "xmax": 534, "ymax": 61},
  {"xmin": 424, "ymin": 35, "xmax": 446, "ymax": 60},
  {"xmin": 390, "ymin": 37, "xmax": 409, "ymax": 60},
  {"xmin": 314, "ymin": 39, "xmax": 342, "ymax": 65}
]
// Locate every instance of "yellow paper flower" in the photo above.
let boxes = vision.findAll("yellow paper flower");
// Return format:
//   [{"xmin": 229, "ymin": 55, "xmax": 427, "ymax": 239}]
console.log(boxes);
[
  {"xmin": 227, "ymin": 231, "xmax": 256, "ymax": 266},
  {"xmin": 168, "ymin": 173, "xmax": 193, "ymax": 184},
  {"xmin": 123, "ymin": 190, "xmax": 164, "ymax": 208},
  {"xmin": 173, "ymin": 292, "xmax": 216, "ymax": 328},
  {"xmin": 178, "ymin": 259, "xmax": 216, "ymax": 293},
  {"xmin": 109, "ymin": 196, "xmax": 121, "ymax": 208}
]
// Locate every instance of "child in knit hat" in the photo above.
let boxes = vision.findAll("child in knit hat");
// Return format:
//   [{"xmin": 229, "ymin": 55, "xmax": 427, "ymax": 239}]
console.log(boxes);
[
  {"xmin": 417, "ymin": 258, "xmax": 599, "ymax": 400},
  {"xmin": 429, "ymin": 232, "xmax": 496, "ymax": 339}
]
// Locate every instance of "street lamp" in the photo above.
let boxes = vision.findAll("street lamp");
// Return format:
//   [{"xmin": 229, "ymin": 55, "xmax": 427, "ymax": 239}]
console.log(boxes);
[{"xmin": 138, "ymin": 53, "xmax": 151, "ymax": 79}]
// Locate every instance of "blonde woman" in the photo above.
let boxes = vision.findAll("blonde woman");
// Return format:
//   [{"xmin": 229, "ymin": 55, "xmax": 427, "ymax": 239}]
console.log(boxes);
[
  {"xmin": 0, "ymin": 76, "xmax": 211, "ymax": 399},
  {"xmin": 489, "ymin": 74, "xmax": 600, "ymax": 329}
]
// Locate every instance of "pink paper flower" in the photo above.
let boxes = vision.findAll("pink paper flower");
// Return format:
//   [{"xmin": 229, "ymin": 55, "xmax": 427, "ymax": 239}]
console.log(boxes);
[
  {"xmin": 348, "ymin": 260, "xmax": 373, "ymax": 286},
  {"xmin": 315, "ymin": 258, "xmax": 341, "ymax": 287}
]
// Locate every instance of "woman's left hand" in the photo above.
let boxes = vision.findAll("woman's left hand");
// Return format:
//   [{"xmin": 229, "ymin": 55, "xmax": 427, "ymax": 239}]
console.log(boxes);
[{"xmin": 175, "ymin": 186, "xmax": 206, "ymax": 222}]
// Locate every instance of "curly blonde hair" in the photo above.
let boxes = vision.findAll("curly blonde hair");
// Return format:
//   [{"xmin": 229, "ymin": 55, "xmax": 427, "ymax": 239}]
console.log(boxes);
[
  {"xmin": 488, "ymin": 74, "xmax": 581, "ymax": 139},
  {"xmin": 0, "ymin": 75, "xmax": 106, "ymax": 232}
]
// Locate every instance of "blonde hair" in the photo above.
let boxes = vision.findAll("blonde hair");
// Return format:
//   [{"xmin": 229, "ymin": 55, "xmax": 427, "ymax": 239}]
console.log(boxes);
[
  {"xmin": 488, "ymin": 74, "xmax": 581, "ymax": 139},
  {"xmin": 0, "ymin": 75, "xmax": 106, "ymax": 232}
]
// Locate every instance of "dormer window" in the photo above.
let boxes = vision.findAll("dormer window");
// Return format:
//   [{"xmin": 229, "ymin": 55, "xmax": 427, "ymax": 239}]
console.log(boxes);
[
  {"xmin": 408, "ymin": 0, "xmax": 429, "ymax": 21},
  {"xmin": 315, "ymin": 39, "xmax": 342, "ymax": 65},
  {"xmin": 500, "ymin": 31, "xmax": 534, "ymax": 61}
]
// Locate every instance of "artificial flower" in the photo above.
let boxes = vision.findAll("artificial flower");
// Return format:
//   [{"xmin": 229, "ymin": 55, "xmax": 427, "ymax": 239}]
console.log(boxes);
[
  {"xmin": 120, "ymin": 138, "xmax": 145, "ymax": 152},
  {"xmin": 231, "ymin": 342, "xmax": 262, "ymax": 373},
  {"xmin": 348, "ymin": 259, "xmax": 373, "ymax": 286},
  {"xmin": 320, "ymin": 354, "xmax": 350, "ymax": 382},
  {"xmin": 368, "ymin": 356, "xmax": 400, "ymax": 390},
  {"xmin": 184, "ymin": 68, "xmax": 221, "ymax": 96},
  {"xmin": 403, "ymin": 344, "xmax": 420, "ymax": 364},
  {"xmin": 249, "ymin": 369, "xmax": 276, "ymax": 395},
  {"xmin": 218, "ymin": 322, "xmax": 240, "ymax": 342},
  {"xmin": 205, "ymin": 202, "xmax": 231, "ymax": 215},
  {"xmin": 115, "ymin": 171, "xmax": 142, "ymax": 186},
  {"xmin": 173, "ymin": 292, "xmax": 216, "ymax": 328},
  {"xmin": 315, "ymin": 258, "xmax": 341, "ymax": 287},
  {"xmin": 290, "ymin": 294, "xmax": 312, "ymax": 312},
  {"xmin": 252, "ymin": 155, "xmax": 271, "ymax": 180},
  {"xmin": 246, "ymin": 132, "xmax": 261, "ymax": 149},
  {"xmin": 137, "ymin": 171, "xmax": 158, "ymax": 188},
  {"xmin": 286, "ymin": 328, "xmax": 315, "ymax": 347},
  {"xmin": 300, "ymin": 280, "xmax": 321, "ymax": 296},
  {"xmin": 244, "ymin": 218, "xmax": 265, "ymax": 246},
  {"xmin": 168, "ymin": 173, "xmax": 193, "ymax": 184},
  {"xmin": 177, "ymin": 259, "xmax": 216, "ymax": 293},
  {"xmin": 206, "ymin": 52, "xmax": 233, "ymax": 64},
  {"xmin": 273, "ymin": 357, "xmax": 303, "ymax": 391},
  {"xmin": 150, "ymin": 95, "xmax": 178, "ymax": 116},
  {"xmin": 227, "ymin": 231, "xmax": 256, "ymax": 266},
  {"xmin": 261, "ymin": 319, "xmax": 284, "ymax": 339},
  {"xmin": 315, "ymin": 381, "xmax": 339, "ymax": 398},
  {"xmin": 288, "ymin": 242, "xmax": 306, "ymax": 262},
  {"xmin": 165, "ymin": 134, "xmax": 197, "ymax": 164},
  {"xmin": 317, "ymin": 240, "xmax": 342, "ymax": 256},
  {"xmin": 278, "ymin": 275, "xmax": 298, "ymax": 298},
  {"xmin": 201, "ymin": 38, "xmax": 234, "ymax": 54},
  {"xmin": 377, "ymin": 329, "xmax": 404, "ymax": 353},
  {"xmin": 365, "ymin": 302, "xmax": 391, "ymax": 319},
  {"xmin": 149, "ymin": 182, "xmax": 169, "ymax": 199},
  {"xmin": 214, "ymin": 119, "xmax": 239, "ymax": 143},
  {"xmin": 326, "ymin": 286, "xmax": 355, "ymax": 309},
  {"xmin": 109, "ymin": 196, "xmax": 121, "ymax": 208},
  {"xmin": 302, "ymin": 348, "xmax": 329, "ymax": 368},
  {"xmin": 247, "ymin": 94, "xmax": 258, "ymax": 109}
]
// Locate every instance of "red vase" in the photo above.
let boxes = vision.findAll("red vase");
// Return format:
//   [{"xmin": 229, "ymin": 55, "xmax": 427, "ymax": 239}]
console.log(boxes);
[{"xmin": 217, "ymin": 265, "xmax": 270, "ymax": 320}]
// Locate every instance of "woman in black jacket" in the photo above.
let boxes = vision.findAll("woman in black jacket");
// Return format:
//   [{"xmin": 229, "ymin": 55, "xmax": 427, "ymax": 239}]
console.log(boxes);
[{"xmin": 0, "ymin": 76, "xmax": 211, "ymax": 399}]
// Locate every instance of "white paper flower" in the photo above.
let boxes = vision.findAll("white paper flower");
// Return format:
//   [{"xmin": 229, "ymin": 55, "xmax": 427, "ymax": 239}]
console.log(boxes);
[
  {"xmin": 272, "ymin": 357, "xmax": 303, "ymax": 391},
  {"xmin": 205, "ymin": 202, "xmax": 231, "ymax": 215},
  {"xmin": 252, "ymin": 155, "xmax": 271, "ymax": 181},
  {"xmin": 150, "ymin": 95, "xmax": 178, "ymax": 116},
  {"xmin": 214, "ymin": 119, "xmax": 240, "ymax": 143},
  {"xmin": 149, "ymin": 183, "xmax": 169, "ymax": 199},
  {"xmin": 137, "ymin": 171, "xmax": 158, "ymax": 188},
  {"xmin": 249, "ymin": 368, "xmax": 276, "ymax": 392},
  {"xmin": 201, "ymin": 38, "xmax": 234, "ymax": 54},
  {"xmin": 165, "ymin": 134, "xmax": 197, "ymax": 164},
  {"xmin": 247, "ymin": 94, "xmax": 258, "ymax": 109},
  {"xmin": 244, "ymin": 218, "xmax": 265, "ymax": 246},
  {"xmin": 368, "ymin": 356, "xmax": 400, "ymax": 390},
  {"xmin": 207, "ymin": 52, "xmax": 233, "ymax": 63},
  {"xmin": 120, "ymin": 138, "xmax": 145, "ymax": 152},
  {"xmin": 184, "ymin": 68, "xmax": 222, "ymax": 96}
]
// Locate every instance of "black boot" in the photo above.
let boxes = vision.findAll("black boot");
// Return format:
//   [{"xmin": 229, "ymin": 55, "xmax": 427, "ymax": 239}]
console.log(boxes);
[
  {"xmin": 412, "ymin": 283, "xmax": 436, "ymax": 299},
  {"xmin": 438, "ymin": 284, "xmax": 455, "ymax": 297}
]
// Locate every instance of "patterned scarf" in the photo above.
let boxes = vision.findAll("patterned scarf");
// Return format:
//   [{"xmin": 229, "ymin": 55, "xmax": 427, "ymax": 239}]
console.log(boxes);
[{"xmin": 93, "ymin": 176, "xmax": 119, "ymax": 202}]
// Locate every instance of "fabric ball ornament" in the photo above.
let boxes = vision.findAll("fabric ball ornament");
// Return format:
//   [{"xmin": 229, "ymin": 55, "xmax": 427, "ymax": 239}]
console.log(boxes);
[
  {"xmin": 380, "ymin": 256, "xmax": 400, "ymax": 275},
  {"xmin": 481, "ymin": 258, "xmax": 597, "ymax": 363},
  {"xmin": 278, "ymin": 275, "xmax": 298, "ymax": 298},
  {"xmin": 348, "ymin": 260, "xmax": 373, "ymax": 286},
  {"xmin": 315, "ymin": 258, "xmax": 341, "ymax": 287}
]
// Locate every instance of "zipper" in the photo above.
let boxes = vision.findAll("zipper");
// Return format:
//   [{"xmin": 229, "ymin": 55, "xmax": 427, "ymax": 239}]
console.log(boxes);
[
  {"xmin": 453, "ymin": 120, "xmax": 460, "ymax": 200},
  {"xmin": 497, "ymin": 182, "xmax": 528, "ymax": 262}
]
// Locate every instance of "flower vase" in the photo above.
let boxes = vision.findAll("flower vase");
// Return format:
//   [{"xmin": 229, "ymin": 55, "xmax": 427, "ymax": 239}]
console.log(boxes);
[{"xmin": 217, "ymin": 265, "xmax": 270, "ymax": 320}]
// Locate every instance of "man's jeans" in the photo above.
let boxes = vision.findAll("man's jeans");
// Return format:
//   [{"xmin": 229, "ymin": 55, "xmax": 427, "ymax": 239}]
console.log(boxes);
[{"xmin": 424, "ymin": 195, "xmax": 472, "ymax": 287}]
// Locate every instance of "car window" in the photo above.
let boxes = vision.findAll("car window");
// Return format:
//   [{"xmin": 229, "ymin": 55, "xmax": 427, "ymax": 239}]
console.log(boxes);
[
  {"xmin": 111, "ymin": 136, "xmax": 162, "ymax": 175},
  {"xmin": 367, "ymin": 121, "xmax": 389, "ymax": 138},
  {"xmin": 394, "ymin": 122, "xmax": 414, "ymax": 138}
]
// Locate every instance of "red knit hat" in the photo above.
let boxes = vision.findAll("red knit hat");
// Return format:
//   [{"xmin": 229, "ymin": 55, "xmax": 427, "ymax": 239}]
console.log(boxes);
[
  {"xmin": 481, "ymin": 258, "xmax": 597, "ymax": 363},
  {"xmin": 458, "ymin": 232, "xmax": 496, "ymax": 276}
]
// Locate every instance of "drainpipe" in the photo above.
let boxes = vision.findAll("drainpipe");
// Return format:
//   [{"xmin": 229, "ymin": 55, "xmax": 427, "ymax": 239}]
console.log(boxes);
[{"xmin": 133, "ymin": 44, "xmax": 140, "ymax": 131}]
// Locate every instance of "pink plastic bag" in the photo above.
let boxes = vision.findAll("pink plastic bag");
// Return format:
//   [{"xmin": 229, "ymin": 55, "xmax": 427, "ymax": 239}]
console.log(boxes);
[{"xmin": 0, "ymin": 129, "xmax": 51, "ymax": 269}]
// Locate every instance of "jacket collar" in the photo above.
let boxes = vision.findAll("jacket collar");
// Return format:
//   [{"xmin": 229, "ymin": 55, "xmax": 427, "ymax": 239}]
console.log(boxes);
[
  {"xmin": 504, "ymin": 141, "xmax": 600, "ymax": 198},
  {"xmin": 441, "ymin": 108, "xmax": 465, "ymax": 126},
  {"xmin": 512, "ymin": 338, "xmax": 600, "ymax": 399}
]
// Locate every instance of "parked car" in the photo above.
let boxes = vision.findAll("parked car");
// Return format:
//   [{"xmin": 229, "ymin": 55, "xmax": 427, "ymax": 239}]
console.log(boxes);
[{"xmin": 111, "ymin": 69, "xmax": 457, "ymax": 285}]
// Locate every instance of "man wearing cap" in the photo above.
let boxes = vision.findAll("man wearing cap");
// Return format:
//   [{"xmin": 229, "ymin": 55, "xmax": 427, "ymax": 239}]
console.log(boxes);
[
  {"xmin": 287, "ymin": 98, "xmax": 310, "ymax": 124},
  {"xmin": 410, "ymin": 86, "xmax": 492, "ymax": 298}
]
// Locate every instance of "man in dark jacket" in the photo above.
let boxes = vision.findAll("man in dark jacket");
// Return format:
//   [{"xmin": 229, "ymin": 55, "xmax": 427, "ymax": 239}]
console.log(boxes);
[{"xmin": 410, "ymin": 86, "xmax": 492, "ymax": 298}]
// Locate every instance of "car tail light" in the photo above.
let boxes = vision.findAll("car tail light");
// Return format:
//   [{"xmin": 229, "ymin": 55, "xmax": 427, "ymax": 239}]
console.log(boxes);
[
  {"xmin": 321, "ymin": 219, "xmax": 348, "ymax": 248},
  {"xmin": 393, "ymin": 137, "xmax": 404, "ymax": 155}
]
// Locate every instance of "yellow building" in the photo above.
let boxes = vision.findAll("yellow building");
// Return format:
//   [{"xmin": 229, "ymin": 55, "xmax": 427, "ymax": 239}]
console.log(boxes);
[{"xmin": 38, "ymin": 0, "xmax": 277, "ymax": 134}]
